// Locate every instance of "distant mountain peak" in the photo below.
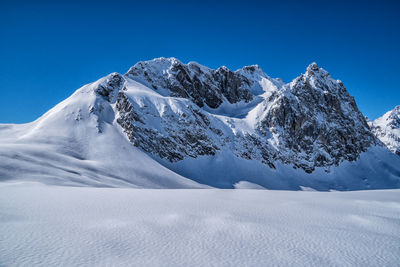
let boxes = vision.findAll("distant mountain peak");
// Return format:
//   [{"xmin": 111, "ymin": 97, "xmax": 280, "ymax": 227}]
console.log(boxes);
[{"xmin": 371, "ymin": 105, "xmax": 400, "ymax": 156}]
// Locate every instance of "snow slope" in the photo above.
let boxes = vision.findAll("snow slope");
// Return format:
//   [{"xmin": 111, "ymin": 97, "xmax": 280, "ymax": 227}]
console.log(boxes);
[
  {"xmin": 1, "ymin": 182, "xmax": 399, "ymax": 266},
  {"xmin": 0, "ymin": 58, "xmax": 399, "ymax": 190},
  {"xmin": 0, "ymin": 75, "xmax": 205, "ymax": 188}
]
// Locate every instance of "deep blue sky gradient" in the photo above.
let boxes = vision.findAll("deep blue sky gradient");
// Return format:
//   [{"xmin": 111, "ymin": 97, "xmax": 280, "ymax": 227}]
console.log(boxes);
[{"xmin": 1, "ymin": 0, "xmax": 399, "ymax": 123}]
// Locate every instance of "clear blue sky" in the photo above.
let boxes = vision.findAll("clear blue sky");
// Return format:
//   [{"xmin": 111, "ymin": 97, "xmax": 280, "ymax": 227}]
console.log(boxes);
[{"xmin": 1, "ymin": 0, "xmax": 399, "ymax": 123}]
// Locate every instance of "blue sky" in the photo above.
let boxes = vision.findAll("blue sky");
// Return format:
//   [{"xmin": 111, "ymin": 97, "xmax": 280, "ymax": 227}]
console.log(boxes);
[{"xmin": 1, "ymin": 0, "xmax": 399, "ymax": 123}]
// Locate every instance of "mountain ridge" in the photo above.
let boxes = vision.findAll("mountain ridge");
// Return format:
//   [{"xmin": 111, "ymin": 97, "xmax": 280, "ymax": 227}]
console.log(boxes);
[{"xmin": 0, "ymin": 58, "xmax": 399, "ymax": 190}]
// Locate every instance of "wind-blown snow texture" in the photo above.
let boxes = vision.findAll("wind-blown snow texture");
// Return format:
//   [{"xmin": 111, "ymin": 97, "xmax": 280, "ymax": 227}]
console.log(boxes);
[
  {"xmin": 0, "ymin": 58, "xmax": 399, "ymax": 190},
  {"xmin": 1, "ymin": 183, "xmax": 400, "ymax": 266}
]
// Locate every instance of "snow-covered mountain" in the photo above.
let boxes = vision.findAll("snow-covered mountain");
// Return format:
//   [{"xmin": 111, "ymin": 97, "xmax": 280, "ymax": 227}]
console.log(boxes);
[
  {"xmin": 370, "ymin": 106, "xmax": 400, "ymax": 156},
  {"xmin": 1, "ymin": 57, "xmax": 399, "ymax": 190}
]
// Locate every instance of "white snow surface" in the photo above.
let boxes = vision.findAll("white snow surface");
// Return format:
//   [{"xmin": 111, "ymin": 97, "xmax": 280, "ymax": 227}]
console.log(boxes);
[{"xmin": 1, "ymin": 182, "xmax": 400, "ymax": 267}]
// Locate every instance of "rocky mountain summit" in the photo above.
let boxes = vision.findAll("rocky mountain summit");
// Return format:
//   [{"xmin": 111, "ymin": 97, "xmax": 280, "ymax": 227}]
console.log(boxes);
[
  {"xmin": 126, "ymin": 58, "xmax": 254, "ymax": 108},
  {"xmin": 1, "ymin": 57, "xmax": 399, "ymax": 189},
  {"xmin": 110, "ymin": 58, "xmax": 378, "ymax": 173},
  {"xmin": 370, "ymin": 106, "xmax": 400, "ymax": 156}
]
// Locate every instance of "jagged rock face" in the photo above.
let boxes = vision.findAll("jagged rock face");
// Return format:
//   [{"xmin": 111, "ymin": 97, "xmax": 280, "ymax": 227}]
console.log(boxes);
[
  {"xmin": 125, "ymin": 58, "xmax": 254, "ymax": 108},
  {"xmin": 94, "ymin": 73, "xmax": 124, "ymax": 102},
  {"xmin": 115, "ymin": 91, "xmax": 222, "ymax": 162},
  {"xmin": 257, "ymin": 63, "xmax": 377, "ymax": 172},
  {"xmin": 371, "ymin": 106, "xmax": 400, "ymax": 156},
  {"xmin": 91, "ymin": 58, "xmax": 383, "ymax": 173}
]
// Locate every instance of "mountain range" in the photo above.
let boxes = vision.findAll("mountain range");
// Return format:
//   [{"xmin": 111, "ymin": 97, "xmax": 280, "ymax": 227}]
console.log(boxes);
[{"xmin": 1, "ymin": 57, "xmax": 399, "ymax": 190}]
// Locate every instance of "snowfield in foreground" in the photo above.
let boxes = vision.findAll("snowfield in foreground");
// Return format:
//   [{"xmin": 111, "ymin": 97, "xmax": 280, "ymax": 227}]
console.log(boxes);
[{"xmin": 1, "ymin": 183, "xmax": 400, "ymax": 267}]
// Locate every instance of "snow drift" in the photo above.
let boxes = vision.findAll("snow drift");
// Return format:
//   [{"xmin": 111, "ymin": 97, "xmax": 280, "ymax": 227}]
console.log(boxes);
[{"xmin": 1, "ymin": 183, "xmax": 399, "ymax": 266}]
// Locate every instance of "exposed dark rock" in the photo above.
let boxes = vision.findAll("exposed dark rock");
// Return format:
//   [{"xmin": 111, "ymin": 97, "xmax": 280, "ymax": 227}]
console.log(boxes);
[
  {"xmin": 126, "ymin": 58, "xmax": 254, "ymax": 109},
  {"xmin": 109, "ymin": 59, "xmax": 388, "ymax": 173},
  {"xmin": 257, "ymin": 63, "xmax": 377, "ymax": 169},
  {"xmin": 95, "ymin": 73, "xmax": 124, "ymax": 102},
  {"xmin": 115, "ymin": 91, "xmax": 220, "ymax": 162}
]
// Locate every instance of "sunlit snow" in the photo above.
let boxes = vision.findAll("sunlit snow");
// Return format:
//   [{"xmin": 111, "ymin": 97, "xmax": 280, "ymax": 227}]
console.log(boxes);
[{"xmin": 1, "ymin": 183, "xmax": 399, "ymax": 266}]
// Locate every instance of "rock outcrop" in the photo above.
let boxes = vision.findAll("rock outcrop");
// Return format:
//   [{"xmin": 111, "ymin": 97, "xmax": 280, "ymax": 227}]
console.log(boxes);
[
  {"xmin": 126, "ymin": 58, "xmax": 254, "ymax": 108},
  {"xmin": 256, "ymin": 63, "xmax": 377, "ymax": 172},
  {"xmin": 87, "ymin": 58, "xmax": 385, "ymax": 173}
]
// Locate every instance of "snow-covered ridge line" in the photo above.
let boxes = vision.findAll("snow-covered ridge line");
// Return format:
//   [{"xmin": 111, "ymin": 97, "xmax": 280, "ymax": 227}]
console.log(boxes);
[
  {"xmin": 0, "ymin": 58, "xmax": 399, "ymax": 190},
  {"xmin": 118, "ymin": 58, "xmax": 378, "ymax": 172}
]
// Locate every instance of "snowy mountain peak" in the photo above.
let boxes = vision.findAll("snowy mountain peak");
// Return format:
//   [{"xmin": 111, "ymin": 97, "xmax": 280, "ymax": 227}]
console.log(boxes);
[
  {"xmin": 122, "ymin": 59, "xmax": 381, "ymax": 173},
  {"xmin": 125, "ymin": 58, "xmax": 255, "ymax": 109},
  {"xmin": 217, "ymin": 65, "xmax": 229, "ymax": 71},
  {"xmin": 239, "ymin": 64, "xmax": 268, "ymax": 78},
  {"xmin": 255, "ymin": 62, "xmax": 378, "ymax": 172},
  {"xmin": 304, "ymin": 62, "xmax": 333, "ymax": 84},
  {"xmin": 1, "ymin": 58, "xmax": 399, "ymax": 190},
  {"xmin": 149, "ymin": 56, "xmax": 182, "ymax": 65},
  {"xmin": 306, "ymin": 62, "xmax": 320, "ymax": 71},
  {"xmin": 306, "ymin": 62, "xmax": 326, "ymax": 75},
  {"xmin": 371, "ymin": 105, "xmax": 400, "ymax": 155},
  {"xmin": 288, "ymin": 63, "xmax": 350, "ymax": 102},
  {"xmin": 374, "ymin": 106, "xmax": 400, "ymax": 129},
  {"xmin": 392, "ymin": 105, "xmax": 400, "ymax": 116}
]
